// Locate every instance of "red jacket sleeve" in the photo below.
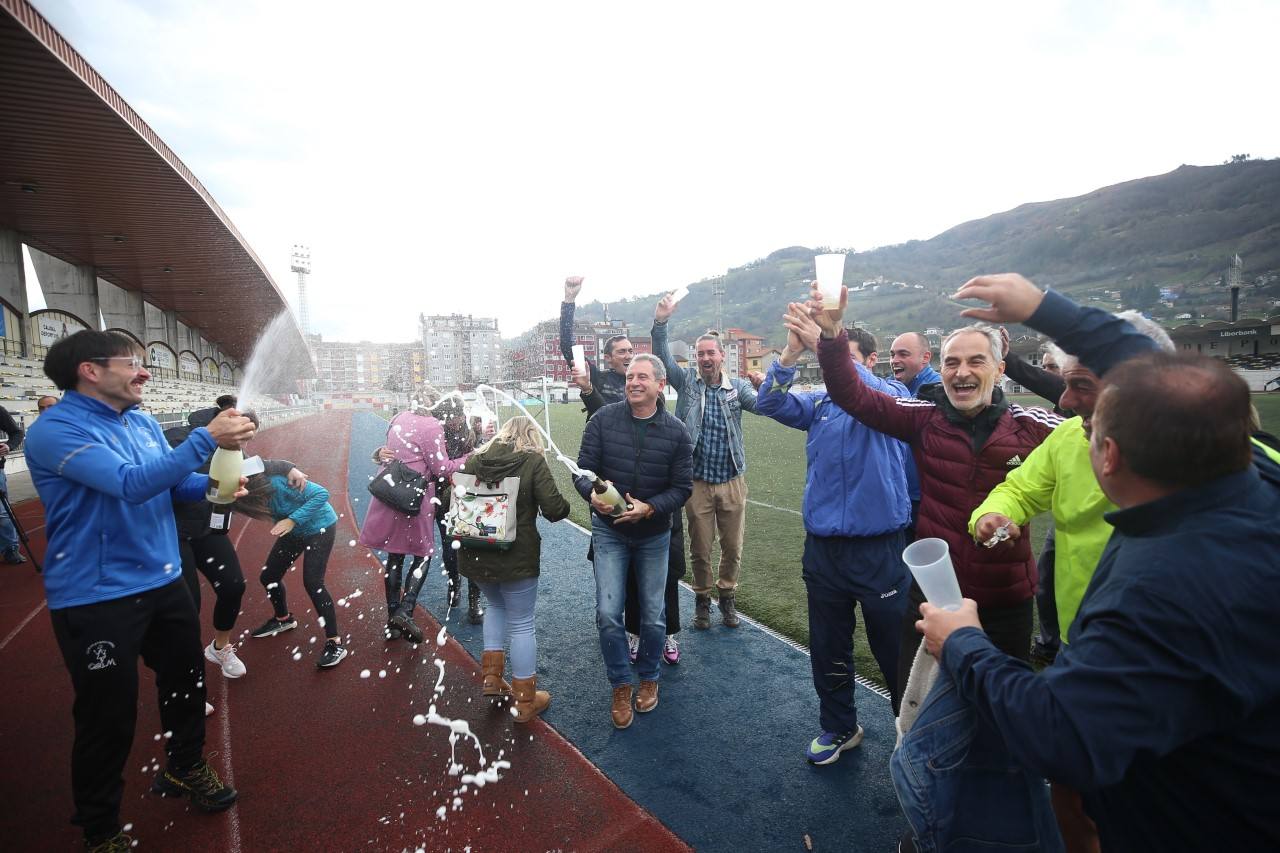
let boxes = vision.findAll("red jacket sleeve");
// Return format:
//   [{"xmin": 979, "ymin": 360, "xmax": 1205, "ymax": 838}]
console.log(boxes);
[{"xmin": 816, "ymin": 329, "xmax": 935, "ymax": 443}]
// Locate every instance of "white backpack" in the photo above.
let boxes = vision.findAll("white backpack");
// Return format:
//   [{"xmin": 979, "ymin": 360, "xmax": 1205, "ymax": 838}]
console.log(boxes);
[{"xmin": 443, "ymin": 473, "xmax": 520, "ymax": 551}]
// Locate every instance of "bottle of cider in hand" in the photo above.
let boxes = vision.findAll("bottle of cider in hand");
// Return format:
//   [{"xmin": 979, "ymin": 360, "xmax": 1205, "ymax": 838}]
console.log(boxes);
[
  {"xmin": 206, "ymin": 447, "xmax": 243, "ymax": 505},
  {"xmin": 592, "ymin": 477, "xmax": 630, "ymax": 516}
]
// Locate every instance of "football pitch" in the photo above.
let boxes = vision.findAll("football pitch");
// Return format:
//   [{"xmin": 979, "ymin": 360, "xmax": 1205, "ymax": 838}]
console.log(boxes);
[{"xmin": 508, "ymin": 391, "xmax": 1280, "ymax": 690}]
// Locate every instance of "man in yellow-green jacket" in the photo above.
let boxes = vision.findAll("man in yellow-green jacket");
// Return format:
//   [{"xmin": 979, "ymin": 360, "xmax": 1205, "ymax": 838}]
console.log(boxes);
[{"xmin": 969, "ymin": 310, "xmax": 1173, "ymax": 644}]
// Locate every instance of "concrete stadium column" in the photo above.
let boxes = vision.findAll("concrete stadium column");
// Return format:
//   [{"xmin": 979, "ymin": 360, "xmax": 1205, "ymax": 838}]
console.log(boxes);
[
  {"xmin": 177, "ymin": 322, "xmax": 197, "ymax": 354},
  {"xmin": 143, "ymin": 300, "xmax": 168, "ymax": 344},
  {"xmin": 0, "ymin": 230, "xmax": 31, "ymax": 317},
  {"xmin": 97, "ymin": 278, "xmax": 145, "ymax": 339},
  {"xmin": 165, "ymin": 311, "xmax": 181, "ymax": 349},
  {"xmin": 28, "ymin": 247, "xmax": 100, "ymax": 328}
]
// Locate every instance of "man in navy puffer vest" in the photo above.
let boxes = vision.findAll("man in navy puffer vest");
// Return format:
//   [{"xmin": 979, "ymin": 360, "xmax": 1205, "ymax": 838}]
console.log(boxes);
[{"xmin": 575, "ymin": 353, "xmax": 692, "ymax": 730}]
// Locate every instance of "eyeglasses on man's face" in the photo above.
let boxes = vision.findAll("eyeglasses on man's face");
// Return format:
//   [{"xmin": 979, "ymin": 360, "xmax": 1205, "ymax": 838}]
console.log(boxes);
[{"xmin": 90, "ymin": 355, "xmax": 147, "ymax": 371}]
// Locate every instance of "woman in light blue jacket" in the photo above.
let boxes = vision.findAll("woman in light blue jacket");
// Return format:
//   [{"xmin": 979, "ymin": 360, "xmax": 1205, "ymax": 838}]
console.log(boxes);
[{"xmin": 234, "ymin": 473, "xmax": 347, "ymax": 669}]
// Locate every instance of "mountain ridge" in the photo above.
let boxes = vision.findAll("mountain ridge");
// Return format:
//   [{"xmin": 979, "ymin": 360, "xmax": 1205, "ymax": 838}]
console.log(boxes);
[{"xmin": 549, "ymin": 159, "xmax": 1280, "ymax": 348}]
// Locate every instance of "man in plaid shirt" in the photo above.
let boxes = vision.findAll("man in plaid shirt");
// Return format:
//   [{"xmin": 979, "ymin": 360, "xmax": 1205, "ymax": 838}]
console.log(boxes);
[{"xmin": 652, "ymin": 292, "xmax": 760, "ymax": 630}]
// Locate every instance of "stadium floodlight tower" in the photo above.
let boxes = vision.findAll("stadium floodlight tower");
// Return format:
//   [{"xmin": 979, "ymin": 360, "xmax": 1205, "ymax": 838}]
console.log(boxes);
[
  {"xmin": 290, "ymin": 244, "xmax": 313, "ymax": 337},
  {"xmin": 1227, "ymin": 253, "xmax": 1243, "ymax": 322}
]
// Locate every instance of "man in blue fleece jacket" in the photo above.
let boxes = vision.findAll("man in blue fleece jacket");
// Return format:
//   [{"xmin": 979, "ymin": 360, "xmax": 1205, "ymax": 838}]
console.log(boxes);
[
  {"xmin": 24, "ymin": 331, "xmax": 256, "ymax": 852},
  {"xmin": 754, "ymin": 309, "xmax": 911, "ymax": 765},
  {"xmin": 916, "ymin": 276, "xmax": 1280, "ymax": 851}
]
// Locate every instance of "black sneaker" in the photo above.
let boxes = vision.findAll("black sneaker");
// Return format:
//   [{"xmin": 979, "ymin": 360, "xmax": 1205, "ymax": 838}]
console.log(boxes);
[
  {"xmin": 390, "ymin": 612, "xmax": 423, "ymax": 643},
  {"xmin": 151, "ymin": 759, "xmax": 238, "ymax": 811},
  {"xmin": 86, "ymin": 831, "xmax": 132, "ymax": 852},
  {"xmin": 317, "ymin": 640, "xmax": 347, "ymax": 668},
  {"xmin": 250, "ymin": 615, "xmax": 297, "ymax": 638},
  {"xmin": 3, "ymin": 549, "xmax": 26, "ymax": 565},
  {"xmin": 384, "ymin": 620, "xmax": 404, "ymax": 641}
]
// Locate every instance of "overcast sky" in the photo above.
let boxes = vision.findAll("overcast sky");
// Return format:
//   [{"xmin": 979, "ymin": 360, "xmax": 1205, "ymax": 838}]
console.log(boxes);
[{"xmin": 26, "ymin": 0, "xmax": 1280, "ymax": 343}]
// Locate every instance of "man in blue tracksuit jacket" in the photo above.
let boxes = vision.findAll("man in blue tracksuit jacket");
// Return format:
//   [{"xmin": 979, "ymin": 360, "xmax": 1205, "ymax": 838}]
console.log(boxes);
[
  {"xmin": 24, "ymin": 331, "xmax": 255, "ymax": 851},
  {"xmin": 916, "ymin": 274, "xmax": 1280, "ymax": 850},
  {"xmin": 755, "ymin": 311, "xmax": 912, "ymax": 765},
  {"xmin": 886, "ymin": 332, "xmax": 941, "ymax": 538}
]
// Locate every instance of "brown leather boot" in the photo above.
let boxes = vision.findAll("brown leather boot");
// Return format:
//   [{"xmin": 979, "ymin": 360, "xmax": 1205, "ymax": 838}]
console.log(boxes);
[
  {"xmin": 481, "ymin": 650, "xmax": 511, "ymax": 697},
  {"xmin": 719, "ymin": 591, "xmax": 740, "ymax": 628},
  {"xmin": 611, "ymin": 684, "xmax": 634, "ymax": 729},
  {"xmin": 636, "ymin": 680, "xmax": 659, "ymax": 713},
  {"xmin": 693, "ymin": 594, "xmax": 711, "ymax": 630},
  {"xmin": 510, "ymin": 676, "xmax": 550, "ymax": 723}
]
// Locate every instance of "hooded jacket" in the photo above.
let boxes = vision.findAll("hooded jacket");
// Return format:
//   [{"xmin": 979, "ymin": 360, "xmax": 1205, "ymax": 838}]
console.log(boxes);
[
  {"xmin": 454, "ymin": 442, "xmax": 571, "ymax": 584},
  {"xmin": 25, "ymin": 390, "xmax": 212, "ymax": 609},
  {"xmin": 263, "ymin": 474, "xmax": 337, "ymax": 539},
  {"xmin": 817, "ymin": 330, "xmax": 1061, "ymax": 607}
]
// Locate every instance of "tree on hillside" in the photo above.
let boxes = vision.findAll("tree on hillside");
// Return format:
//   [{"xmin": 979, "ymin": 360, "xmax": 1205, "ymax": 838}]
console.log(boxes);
[
  {"xmin": 1125, "ymin": 280, "xmax": 1161, "ymax": 311},
  {"xmin": 1225, "ymin": 154, "xmax": 1252, "ymax": 164}
]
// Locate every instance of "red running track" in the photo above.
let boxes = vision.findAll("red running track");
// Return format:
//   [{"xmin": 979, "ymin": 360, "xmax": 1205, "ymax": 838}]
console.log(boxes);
[{"xmin": 0, "ymin": 411, "xmax": 689, "ymax": 852}]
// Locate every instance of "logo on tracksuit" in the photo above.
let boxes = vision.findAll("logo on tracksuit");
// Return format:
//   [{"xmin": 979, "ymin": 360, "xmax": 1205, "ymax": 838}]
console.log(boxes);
[
  {"xmin": 86, "ymin": 640, "xmax": 118, "ymax": 671},
  {"xmin": 1006, "ymin": 454, "xmax": 1023, "ymax": 467}
]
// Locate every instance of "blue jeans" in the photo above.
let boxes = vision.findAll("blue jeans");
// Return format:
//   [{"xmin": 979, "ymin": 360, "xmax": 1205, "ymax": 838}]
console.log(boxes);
[
  {"xmin": 591, "ymin": 517, "xmax": 669, "ymax": 685},
  {"xmin": 0, "ymin": 470, "xmax": 18, "ymax": 552},
  {"xmin": 892, "ymin": 670, "xmax": 1064, "ymax": 853},
  {"xmin": 478, "ymin": 577, "xmax": 539, "ymax": 679}
]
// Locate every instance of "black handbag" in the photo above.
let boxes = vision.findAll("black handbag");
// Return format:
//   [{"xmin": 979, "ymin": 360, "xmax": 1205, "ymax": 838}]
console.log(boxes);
[{"xmin": 367, "ymin": 459, "xmax": 428, "ymax": 516}]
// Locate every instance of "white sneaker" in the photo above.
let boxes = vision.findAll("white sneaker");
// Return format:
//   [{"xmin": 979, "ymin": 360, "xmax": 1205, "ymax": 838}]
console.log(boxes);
[
  {"xmin": 205, "ymin": 640, "xmax": 247, "ymax": 679},
  {"xmin": 627, "ymin": 632, "xmax": 640, "ymax": 664},
  {"xmin": 205, "ymin": 701, "xmax": 215, "ymax": 717}
]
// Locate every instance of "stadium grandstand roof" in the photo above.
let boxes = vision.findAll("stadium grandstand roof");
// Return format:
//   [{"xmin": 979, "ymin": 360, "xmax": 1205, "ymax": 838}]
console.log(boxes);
[{"xmin": 0, "ymin": 0, "xmax": 307, "ymax": 365}]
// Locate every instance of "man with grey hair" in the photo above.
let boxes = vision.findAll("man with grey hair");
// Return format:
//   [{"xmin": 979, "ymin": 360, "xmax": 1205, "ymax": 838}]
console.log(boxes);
[
  {"xmin": 575, "ymin": 351, "xmax": 693, "ymax": 728},
  {"xmin": 806, "ymin": 285, "xmax": 1061, "ymax": 708},
  {"xmin": 653, "ymin": 292, "xmax": 759, "ymax": 630}
]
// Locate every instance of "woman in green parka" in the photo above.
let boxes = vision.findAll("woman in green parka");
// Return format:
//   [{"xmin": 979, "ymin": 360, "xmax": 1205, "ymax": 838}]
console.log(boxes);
[{"xmin": 453, "ymin": 416, "xmax": 570, "ymax": 722}]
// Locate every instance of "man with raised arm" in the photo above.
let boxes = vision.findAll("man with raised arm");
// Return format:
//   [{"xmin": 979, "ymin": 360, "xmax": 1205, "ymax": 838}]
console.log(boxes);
[
  {"xmin": 560, "ymin": 275, "xmax": 632, "ymax": 406},
  {"xmin": 25, "ymin": 331, "xmax": 256, "ymax": 852},
  {"xmin": 970, "ymin": 313, "xmax": 1174, "ymax": 648},
  {"xmin": 918, "ymin": 352, "xmax": 1280, "ymax": 852},
  {"xmin": 651, "ymin": 291, "xmax": 759, "ymax": 630},
  {"xmin": 808, "ymin": 287, "xmax": 1061, "ymax": 708},
  {"xmin": 755, "ymin": 308, "xmax": 912, "ymax": 764}
]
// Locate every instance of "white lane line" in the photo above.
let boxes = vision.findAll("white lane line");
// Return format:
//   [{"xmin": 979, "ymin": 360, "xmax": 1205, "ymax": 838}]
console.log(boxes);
[
  {"xmin": 559, "ymin": 516, "xmax": 891, "ymax": 703},
  {"xmin": 746, "ymin": 498, "xmax": 802, "ymax": 516},
  {"xmin": 0, "ymin": 601, "xmax": 45, "ymax": 653},
  {"xmin": 218, "ymin": 671, "xmax": 241, "ymax": 853},
  {"xmin": 220, "ymin": 520, "xmax": 254, "ymax": 853}
]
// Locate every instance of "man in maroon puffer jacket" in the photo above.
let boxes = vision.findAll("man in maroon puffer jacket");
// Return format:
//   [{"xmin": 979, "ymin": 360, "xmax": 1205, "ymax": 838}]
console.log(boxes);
[{"xmin": 805, "ymin": 290, "xmax": 1061, "ymax": 707}]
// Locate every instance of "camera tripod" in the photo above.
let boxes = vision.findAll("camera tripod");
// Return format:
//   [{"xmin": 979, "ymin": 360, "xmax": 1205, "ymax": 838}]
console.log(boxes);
[{"xmin": 0, "ymin": 488, "xmax": 41, "ymax": 573}]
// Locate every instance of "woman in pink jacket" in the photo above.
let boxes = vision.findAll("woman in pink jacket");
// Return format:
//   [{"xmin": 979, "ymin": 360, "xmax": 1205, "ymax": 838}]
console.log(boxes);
[{"xmin": 360, "ymin": 394, "xmax": 468, "ymax": 643}]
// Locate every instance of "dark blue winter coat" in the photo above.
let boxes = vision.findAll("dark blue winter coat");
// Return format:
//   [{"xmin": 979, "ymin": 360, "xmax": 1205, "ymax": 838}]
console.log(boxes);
[{"xmin": 574, "ymin": 399, "xmax": 693, "ymax": 539}]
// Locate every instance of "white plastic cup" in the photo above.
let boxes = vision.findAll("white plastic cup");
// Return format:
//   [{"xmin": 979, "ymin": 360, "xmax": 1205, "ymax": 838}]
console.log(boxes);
[
  {"xmin": 814, "ymin": 253, "xmax": 846, "ymax": 305},
  {"xmin": 571, "ymin": 344, "xmax": 587, "ymax": 376},
  {"xmin": 902, "ymin": 538, "xmax": 964, "ymax": 611}
]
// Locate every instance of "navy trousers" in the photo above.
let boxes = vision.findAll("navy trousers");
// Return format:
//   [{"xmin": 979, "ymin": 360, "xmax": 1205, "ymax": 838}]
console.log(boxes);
[{"xmin": 802, "ymin": 529, "xmax": 910, "ymax": 733}]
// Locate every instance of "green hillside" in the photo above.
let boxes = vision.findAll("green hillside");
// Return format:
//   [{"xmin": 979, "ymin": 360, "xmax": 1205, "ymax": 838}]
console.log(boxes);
[{"xmin": 564, "ymin": 159, "xmax": 1280, "ymax": 347}]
